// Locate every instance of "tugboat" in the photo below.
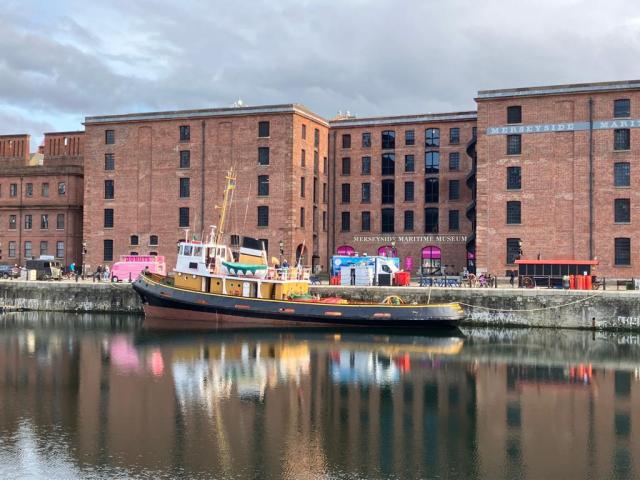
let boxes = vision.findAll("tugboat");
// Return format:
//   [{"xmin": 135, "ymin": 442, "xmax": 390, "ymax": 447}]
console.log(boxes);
[{"xmin": 132, "ymin": 169, "xmax": 465, "ymax": 328}]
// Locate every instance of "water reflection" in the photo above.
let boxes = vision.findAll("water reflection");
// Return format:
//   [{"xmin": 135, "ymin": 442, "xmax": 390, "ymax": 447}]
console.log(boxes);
[{"xmin": 0, "ymin": 312, "xmax": 639, "ymax": 479}]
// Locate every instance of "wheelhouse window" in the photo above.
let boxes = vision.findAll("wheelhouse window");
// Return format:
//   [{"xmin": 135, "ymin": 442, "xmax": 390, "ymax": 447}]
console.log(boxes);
[
  {"xmin": 381, "ymin": 153, "xmax": 395, "ymax": 175},
  {"xmin": 342, "ymin": 134, "xmax": 351, "ymax": 149},
  {"xmin": 614, "ymin": 162, "xmax": 630, "ymax": 187},
  {"xmin": 615, "ymin": 238, "xmax": 631, "ymax": 265},
  {"xmin": 257, "ymin": 206, "xmax": 269, "ymax": 227},
  {"xmin": 425, "ymin": 128, "xmax": 440, "ymax": 147},
  {"xmin": 507, "ymin": 166, "xmax": 521, "ymax": 189},
  {"xmin": 614, "ymin": 129, "xmax": 630, "ymax": 151},
  {"xmin": 179, "ymin": 125, "xmax": 190, "ymax": 141},
  {"xmin": 362, "ymin": 132, "xmax": 371, "ymax": 148},
  {"xmin": 507, "ymin": 134, "xmax": 521, "ymax": 155},
  {"xmin": 405, "ymin": 130, "xmax": 415, "ymax": 146},
  {"xmin": 506, "ymin": 201, "xmax": 521, "ymax": 224},
  {"xmin": 449, "ymin": 128, "xmax": 460, "ymax": 145},
  {"xmin": 615, "ymin": 198, "xmax": 631, "ymax": 223},
  {"xmin": 614, "ymin": 99, "xmax": 631, "ymax": 118},
  {"xmin": 507, "ymin": 106, "xmax": 522, "ymax": 124},
  {"xmin": 425, "ymin": 178, "xmax": 439, "ymax": 203},
  {"xmin": 425, "ymin": 151, "xmax": 439, "ymax": 173},
  {"xmin": 381, "ymin": 130, "xmax": 395, "ymax": 149},
  {"xmin": 425, "ymin": 208, "xmax": 439, "ymax": 233},
  {"xmin": 258, "ymin": 121, "xmax": 270, "ymax": 137},
  {"xmin": 381, "ymin": 208, "xmax": 395, "ymax": 233},
  {"xmin": 381, "ymin": 179, "xmax": 395, "ymax": 204},
  {"xmin": 361, "ymin": 156, "xmax": 371, "ymax": 175}
]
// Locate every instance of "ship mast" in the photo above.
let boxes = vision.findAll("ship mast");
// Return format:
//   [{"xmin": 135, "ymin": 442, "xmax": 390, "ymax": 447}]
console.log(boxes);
[{"xmin": 214, "ymin": 168, "xmax": 236, "ymax": 246}]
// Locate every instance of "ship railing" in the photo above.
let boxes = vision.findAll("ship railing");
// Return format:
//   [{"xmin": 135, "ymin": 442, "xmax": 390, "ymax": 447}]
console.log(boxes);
[{"xmin": 270, "ymin": 267, "xmax": 312, "ymax": 281}]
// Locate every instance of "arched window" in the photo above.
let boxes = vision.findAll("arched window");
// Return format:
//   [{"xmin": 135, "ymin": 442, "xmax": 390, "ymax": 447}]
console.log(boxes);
[
  {"xmin": 149, "ymin": 235, "xmax": 158, "ymax": 246},
  {"xmin": 337, "ymin": 245, "xmax": 355, "ymax": 256},
  {"xmin": 421, "ymin": 246, "xmax": 441, "ymax": 275},
  {"xmin": 295, "ymin": 244, "xmax": 307, "ymax": 265},
  {"xmin": 377, "ymin": 245, "xmax": 398, "ymax": 257}
]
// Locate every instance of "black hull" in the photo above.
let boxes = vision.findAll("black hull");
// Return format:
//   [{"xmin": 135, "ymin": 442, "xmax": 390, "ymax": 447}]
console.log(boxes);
[{"xmin": 133, "ymin": 275, "xmax": 465, "ymax": 328}]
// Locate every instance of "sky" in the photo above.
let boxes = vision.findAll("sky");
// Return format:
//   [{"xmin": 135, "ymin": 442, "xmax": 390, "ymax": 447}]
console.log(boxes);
[{"xmin": 3, "ymin": 0, "xmax": 640, "ymax": 148}]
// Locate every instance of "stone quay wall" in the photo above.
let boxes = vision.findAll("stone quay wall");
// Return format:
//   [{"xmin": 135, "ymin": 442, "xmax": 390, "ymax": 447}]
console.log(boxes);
[{"xmin": 1, "ymin": 281, "xmax": 640, "ymax": 331}]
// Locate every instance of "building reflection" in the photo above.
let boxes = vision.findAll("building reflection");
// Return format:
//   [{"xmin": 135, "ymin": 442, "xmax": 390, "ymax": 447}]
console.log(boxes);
[{"xmin": 0, "ymin": 318, "xmax": 640, "ymax": 479}]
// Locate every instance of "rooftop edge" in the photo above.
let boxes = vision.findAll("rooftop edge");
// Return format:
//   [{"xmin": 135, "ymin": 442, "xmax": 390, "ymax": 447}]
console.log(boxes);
[{"xmin": 477, "ymin": 79, "xmax": 640, "ymax": 100}]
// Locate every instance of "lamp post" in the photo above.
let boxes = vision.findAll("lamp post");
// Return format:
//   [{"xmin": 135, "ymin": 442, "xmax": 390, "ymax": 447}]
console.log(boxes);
[
  {"xmin": 81, "ymin": 242, "xmax": 87, "ymax": 280},
  {"xmin": 279, "ymin": 240, "xmax": 284, "ymax": 264}
]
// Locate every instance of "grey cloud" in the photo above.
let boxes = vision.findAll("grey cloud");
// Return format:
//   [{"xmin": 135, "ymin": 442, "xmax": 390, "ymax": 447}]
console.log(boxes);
[{"xmin": 2, "ymin": 0, "xmax": 640, "ymax": 142}]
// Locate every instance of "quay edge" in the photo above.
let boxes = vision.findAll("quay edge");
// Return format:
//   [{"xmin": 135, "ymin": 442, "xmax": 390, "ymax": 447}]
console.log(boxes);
[{"xmin": 0, "ymin": 281, "xmax": 639, "ymax": 331}]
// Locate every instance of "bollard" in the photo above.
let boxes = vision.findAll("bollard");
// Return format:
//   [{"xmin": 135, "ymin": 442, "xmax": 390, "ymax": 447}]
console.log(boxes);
[
  {"xmin": 129, "ymin": 272, "xmax": 132, "ymax": 282},
  {"xmin": 603, "ymin": 277, "xmax": 606, "ymax": 290}
]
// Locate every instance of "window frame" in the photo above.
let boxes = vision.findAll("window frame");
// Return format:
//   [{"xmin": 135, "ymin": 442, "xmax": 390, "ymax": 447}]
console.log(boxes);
[
  {"xmin": 615, "ymin": 237, "xmax": 631, "ymax": 266},
  {"xmin": 258, "ymin": 175, "xmax": 269, "ymax": 196},
  {"xmin": 179, "ymin": 125, "xmax": 190, "ymax": 141},
  {"xmin": 614, "ymin": 99, "xmax": 631, "ymax": 118},
  {"xmin": 507, "ymin": 134, "xmax": 522, "ymax": 155},
  {"xmin": 258, "ymin": 121, "xmax": 270, "ymax": 138},
  {"xmin": 507, "ymin": 166, "xmax": 522, "ymax": 190},
  {"xmin": 449, "ymin": 127, "xmax": 460, "ymax": 145},
  {"xmin": 257, "ymin": 205, "xmax": 269, "ymax": 227},
  {"xmin": 507, "ymin": 106, "xmax": 522, "ymax": 124},
  {"xmin": 614, "ymin": 198, "xmax": 631, "ymax": 223},
  {"xmin": 425, "ymin": 128, "xmax": 440, "ymax": 148},
  {"xmin": 506, "ymin": 200, "xmax": 521, "ymax": 224}
]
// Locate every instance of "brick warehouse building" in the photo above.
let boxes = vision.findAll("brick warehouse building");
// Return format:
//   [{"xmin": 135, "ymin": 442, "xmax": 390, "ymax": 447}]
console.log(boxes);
[
  {"xmin": 328, "ymin": 112, "xmax": 478, "ymax": 275},
  {"xmin": 82, "ymin": 104, "xmax": 329, "ymax": 271},
  {"xmin": 476, "ymin": 80, "xmax": 640, "ymax": 277},
  {"xmin": 0, "ymin": 132, "xmax": 84, "ymax": 266}
]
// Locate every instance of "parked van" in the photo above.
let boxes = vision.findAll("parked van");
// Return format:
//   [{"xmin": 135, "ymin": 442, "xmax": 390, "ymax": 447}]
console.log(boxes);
[
  {"xmin": 25, "ymin": 259, "xmax": 62, "ymax": 280},
  {"xmin": 110, "ymin": 255, "xmax": 166, "ymax": 282}
]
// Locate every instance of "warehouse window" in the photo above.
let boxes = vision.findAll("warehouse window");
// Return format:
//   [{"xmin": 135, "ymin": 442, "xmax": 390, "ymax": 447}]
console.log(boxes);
[
  {"xmin": 404, "ymin": 181, "xmax": 414, "ymax": 202},
  {"xmin": 615, "ymin": 238, "xmax": 631, "ymax": 266},
  {"xmin": 381, "ymin": 179, "xmax": 395, "ymax": 204},
  {"xmin": 425, "ymin": 151, "xmax": 440, "ymax": 174},
  {"xmin": 103, "ymin": 239, "xmax": 113, "ymax": 261},
  {"xmin": 381, "ymin": 208, "xmax": 395, "ymax": 233},
  {"xmin": 362, "ymin": 132, "xmax": 371, "ymax": 148},
  {"xmin": 179, "ymin": 177, "xmax": 190, "ymax": 198},
  {"xmin": 104, "ymin": 180, "xmax": 114, "ymax": 199},
  {"xmin": 258, "ymin": 147, "xmax": 270, "ymax": 165},
  {"xmin": 507, "ymin": 166, "xmax": 521, "ymax": 189},
  {"xmin": 105, "ymin": 130, "xmax": 115, "ymax": 144},
  {"xmin": 449, "ymin": 210, "xmax": 460, "ymax": 231},
  {"xmin": 180, "ymin": 150, "xmax": 190, "ymax": 168},
  {"xmin": 56, "ymin": 241, "xmax": 64, "ymax": 259},
  {"xmin": 341, "ymin": 212, "xmax": 350, "ymax": 231},
  {"xmin": 615, "ymin": 198, "xmax": 630, "ymax": 223},
  {"xmin": 507, "ymin": 106, "xmax": 522, "ymax": 124},
  {"xmin": 614, "ymin": 99, "xmax": 631, "ymax": 118},
  {"xmin": 24, "ymin": 241, "xmax": 32, "ymax": 259},
  {"xmin": 614, "ymin": 129, "xmax": 630, "ymax": 151},
  {"xmin": 179, "ymin": 125, "xmax": 190, "ymax": 141},
  {"xmin": 381, "ymin": 130, "xmax": 395, "ymax": 149},
  {"xmin": 258, "ymin": 121, "xmax": 270, "ymax": 138},
  {"xmin": 341, "ymin": 183, "xmax": 350, "ymax": 203},
  {"xmin": 405, "ymin": 130, "xmax": 415, "ymax": 146},
  {"xmin": 57, "ymin": 214, "xmax": 65, "ymax": 230},
  {"xmin": 449, "ymin": 128, "xmax": 460, "ymax": 145},
  {"xmin": 361, "ymin": 156, "xmax": 371, "ymax": 175},
  {"xmin": 506, "ymin": 201, "xmax": 521, "ymax": 224},
  {"xmin": 381, "ymin": 153, "xmax": 395, "ymax": 175},
  {"xmin": 104, "ymin": 209, "xmax": 114, "ymax": 228},
  {"xmin": 258, "ymin": 175, "xmax": 269, "ymax": 196},
  {"xmin": 105, "ymin": 153, "xmax": 115, "ymax": 170},
  {"xmin": 425, "ymin": 128, "xmax": 440, "ymax": 147},
  {"xmin": 506, "ymin": 238, "xmax": 521, "ymax": 264},
  {"xmin": 449, "ymin": 180, "xmax": 460, "ymax": 200},
  {"xmin": 449, "ymin": 152, "xmax": 460, "ymax": 171},
  {"xmin": 507, "ymin": 134, "xmax": 521, "ymax": 155},
  {"xmin": 614, "ymin": 162, "xmax": 630, "ymax": 187},
  {"xmin": 342, "ymin": 157, "xmax": 351, "ymax": 175},
  {"xmin": 425, "ymin": 208, "xmax": 439, "ymax": 233},
  {"xmin": 404, "ymin": 210, "xmax": 414, "ymax": 231},
  {"xmin": 405, "ymin": 154, "xmax": 415, "ymax": 172},
  {"xmin": 257, "ymin": 206, "xmax": 269, "ymax": 227},
  {"xmin": 361, "ymin": 211, "xmax": 371, "ymax": 231},
  {"xmin": 342, "ymin": 134, "xmax": 351, "ymax": 149},
  {"xmin": 425, "ymin": 178, "xmax": 439, "ymax": 203},
  {"xmin": 361, "ymin": 183, "xmax": 371, "ymax": 203}
]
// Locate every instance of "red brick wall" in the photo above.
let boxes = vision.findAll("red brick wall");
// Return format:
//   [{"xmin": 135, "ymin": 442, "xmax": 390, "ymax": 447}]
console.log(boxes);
[
  {"xmin": 83, "ymin": 110, "xmax": 329, "ymax": 271},
  {"xmin": 328, "ymin": 118, "xmax": 476, "ymax": 275},
  {"xmin": 476, "ymin": 90, "xmax": 640, "ymax": 277}
]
